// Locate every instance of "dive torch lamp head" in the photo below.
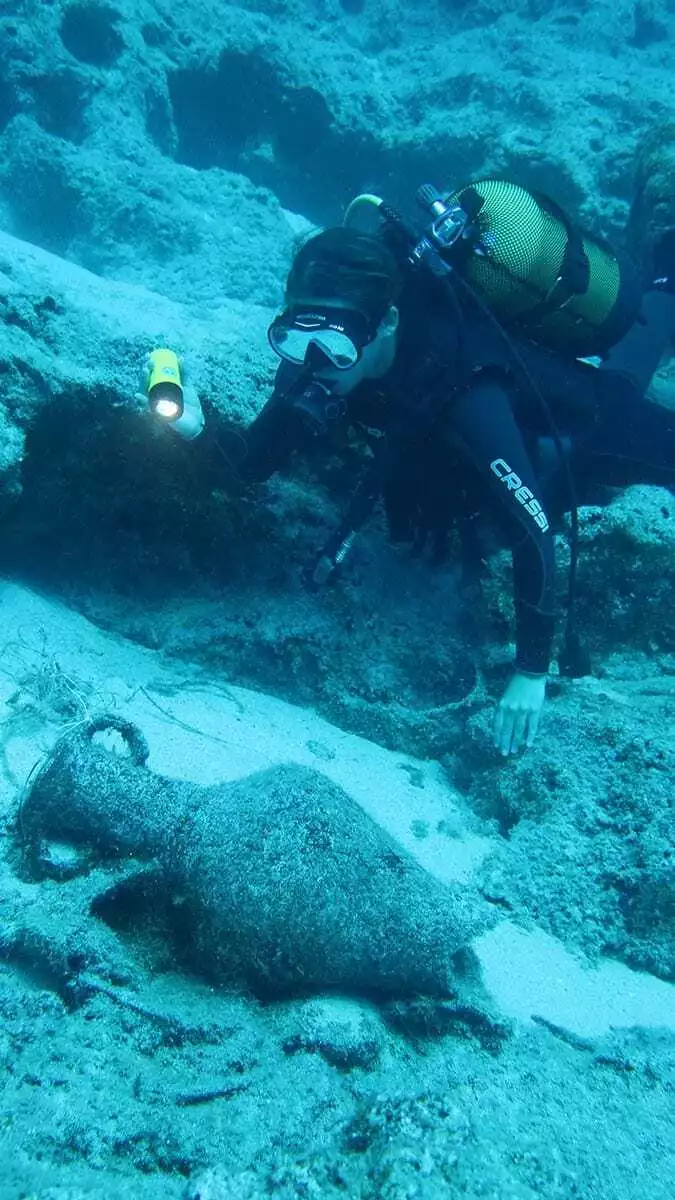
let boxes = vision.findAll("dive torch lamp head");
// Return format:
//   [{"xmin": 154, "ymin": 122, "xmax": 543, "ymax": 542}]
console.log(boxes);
[{"xmin": 146, "ymin": 348, "xmax": 184, "ymax": 422}]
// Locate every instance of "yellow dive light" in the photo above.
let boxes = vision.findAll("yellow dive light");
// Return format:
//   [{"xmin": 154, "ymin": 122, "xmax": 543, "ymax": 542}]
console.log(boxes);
[{"xmin": 146, "ymin": 348, "xmax": 184, "ymax": 421}]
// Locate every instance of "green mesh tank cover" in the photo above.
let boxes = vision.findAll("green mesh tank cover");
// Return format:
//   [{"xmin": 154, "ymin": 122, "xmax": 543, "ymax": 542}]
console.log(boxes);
[{"xmin": 449, "ymin": 179, "xmax": 628, "ymax": 356}]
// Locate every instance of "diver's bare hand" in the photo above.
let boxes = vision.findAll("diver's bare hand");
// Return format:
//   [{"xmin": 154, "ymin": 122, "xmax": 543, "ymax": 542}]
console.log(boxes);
[{"xmin": 493, "ymin": 672, "xmax": 546, "ymax": 756}]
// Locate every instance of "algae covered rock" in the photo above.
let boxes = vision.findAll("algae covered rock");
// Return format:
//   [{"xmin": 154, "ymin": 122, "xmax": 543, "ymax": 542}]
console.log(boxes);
[
  {"xmin": 282, "ymin": 995, "xmax": 383, "ymax": 1069},
  {"xmin": 575, "ymin": 484, "xmax": 675, "ymax": 653},
  {"xmin": 626, "ymin": 122, "xmax": 675, "ymax": 274}
]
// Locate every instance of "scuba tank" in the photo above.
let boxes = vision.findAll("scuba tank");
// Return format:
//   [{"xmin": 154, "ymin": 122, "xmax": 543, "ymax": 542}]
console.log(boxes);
[
  {"xmin": 346, "ymin": 179, "xmax": 641, "ymax": 358},
  {"xmin": 441, "ymin": 179, "xmax": 640, "ymax": 357}
]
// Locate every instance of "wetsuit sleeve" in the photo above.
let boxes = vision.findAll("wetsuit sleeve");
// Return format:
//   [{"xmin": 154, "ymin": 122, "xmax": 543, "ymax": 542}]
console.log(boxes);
[
  {"xmin": 236, "ymin": 390, "xmax": 302, "ymax": 481},
  {"xmin": 443, "ymin": 376, "xmax": 556, "ymax": 674},
  {"xmin": 208, "ymin": 363, "xmax": 311, "ymax": 483}
]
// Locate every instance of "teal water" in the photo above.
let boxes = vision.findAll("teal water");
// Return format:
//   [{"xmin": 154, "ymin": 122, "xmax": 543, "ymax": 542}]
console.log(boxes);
[{"xmin": 0, "ymin": 2, "xmax": 674, "ymax": 1197}]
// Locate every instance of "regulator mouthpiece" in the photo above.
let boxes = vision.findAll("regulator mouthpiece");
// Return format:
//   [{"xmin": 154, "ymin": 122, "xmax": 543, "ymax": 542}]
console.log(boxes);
[{"xmin": 290, "ymin": 376, "xmax": 346, "ymax": 438}]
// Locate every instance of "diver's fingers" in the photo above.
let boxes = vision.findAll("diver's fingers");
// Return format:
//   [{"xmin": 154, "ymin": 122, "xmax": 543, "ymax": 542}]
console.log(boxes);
[
  {"xmin": 493, "ymin": 704, "xmax": 505, "ymax": 754},
  {"xmin": 510, "ymin": 709, "xmax": 529, "ymax": 755},
  {"xmin": 526, "ymin": 705, "xmax": 542, "ymax": 748},
  {"xmin": 498, "ymin": 709, "xmax": 515, "ymax": 758}
]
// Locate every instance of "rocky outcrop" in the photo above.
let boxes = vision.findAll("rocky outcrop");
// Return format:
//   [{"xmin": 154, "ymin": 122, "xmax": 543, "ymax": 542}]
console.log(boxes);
[{"xmin": 0, "ymin": 0, "xmax": 672, "ymax": 312}]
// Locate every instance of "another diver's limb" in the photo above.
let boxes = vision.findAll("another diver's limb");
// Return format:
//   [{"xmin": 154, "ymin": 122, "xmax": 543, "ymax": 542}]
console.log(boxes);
[
  {"xmin": 575, "ymin": 368, "xmax": 675, "ymax": 492},
  {"xmin": 600, "ymin": 289, "xmax": 675, "ymax": 392}
]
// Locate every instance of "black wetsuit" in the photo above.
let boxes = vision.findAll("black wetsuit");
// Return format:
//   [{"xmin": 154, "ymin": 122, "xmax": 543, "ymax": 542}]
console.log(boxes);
[{"xmin": 232, "ymin": 276, "xmax": 675, "ymax": 675}]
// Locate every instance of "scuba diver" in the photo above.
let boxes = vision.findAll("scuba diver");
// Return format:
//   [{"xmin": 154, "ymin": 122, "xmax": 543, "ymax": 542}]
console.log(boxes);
[{"xmin": 146, "ymin": 179, "xmax": 675, "ymax": 756}]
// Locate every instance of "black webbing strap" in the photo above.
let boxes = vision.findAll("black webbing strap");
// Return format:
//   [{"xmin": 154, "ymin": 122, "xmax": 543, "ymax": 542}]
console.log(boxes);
[{"xmin": 518, "ymin": 193, "xmax": 591, "ymax": 329}]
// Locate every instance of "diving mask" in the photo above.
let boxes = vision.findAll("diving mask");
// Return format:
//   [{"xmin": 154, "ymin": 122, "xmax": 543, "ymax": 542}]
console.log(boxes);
[{"xmin": 268, "ymin": 306, "xmax": 377, "ymax": 370}]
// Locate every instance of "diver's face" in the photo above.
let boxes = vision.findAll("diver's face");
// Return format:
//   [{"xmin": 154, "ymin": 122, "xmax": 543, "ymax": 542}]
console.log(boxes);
[{"xmin": 312, "ymin": 306, "xmax": 399, "ymax": 395}]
